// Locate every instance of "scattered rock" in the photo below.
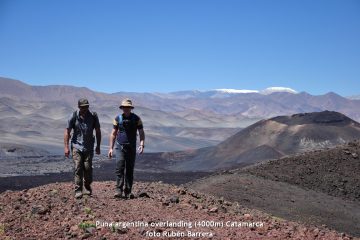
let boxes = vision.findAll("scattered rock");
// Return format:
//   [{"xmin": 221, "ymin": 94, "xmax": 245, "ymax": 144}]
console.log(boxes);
[
  {"xmin": 209, "ymin": 207, "xmax": 218, "ymax": 213},
  {"xmin": 85, "ymin": 227, "xmax": 96, "ymax": 234},
  {"xmin": 70, "ymin": 225, "xmax": 79, "ymax": 232},
  {"xmin": 189, "ymin": 191, "xmax": 201, "ymax": 199},
  {"xmin": 177, "ymin": 188, "xmax": 187, "ymax": 195},
  {"xmin": 31, "ymin": 205, "xmax": 49, "ymax": 215},
  {"xmin": 116, "ymin": 228, "xmax": 128, "ymax": 234},
  {"xmin": 7, "ymin": 148, "xmax": 16, "ymax": 153},
  {"xmin": 49, "ymin": 189, "xmax": 58, "ymax": 196},
  {"xmin": 138, "ymin": 192, "xmax": 150, "ymax": 198},
  {"xmin": 343, "ymin": 150, "xmax": 351, "ymax": 155},
  {"xmin": 244, "ymin": 213, "xmax": 251, "ymax": 219},
  {"xmin": 17, "ymin": 197, "xmax": 27, "ymax": 204},
  {"xmin": 169, "ymin": 196, "xmax": 179, "ymax": 203}
]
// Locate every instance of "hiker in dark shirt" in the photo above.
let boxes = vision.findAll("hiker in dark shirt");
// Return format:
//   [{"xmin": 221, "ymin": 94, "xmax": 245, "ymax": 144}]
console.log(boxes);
[
  {"xmin": 64, "ymin": 98, "xmax": 101, "ymax": 199},
  {"xmin": 108, "ymin": 98, "xmax": 145, "ymax": 199}
]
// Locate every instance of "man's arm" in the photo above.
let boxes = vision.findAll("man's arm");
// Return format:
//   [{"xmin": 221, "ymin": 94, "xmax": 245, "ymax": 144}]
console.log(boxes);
[
  {"xmin": 64, "ymin": 128, "xmax": 71, "ymax": 157},
  {"xmin": 95, "ymin": 127, "xmax": 101, "ymax": 155},
  {"xmin": 138, "ymin": 128, "xmax": 145, "ymax": 154},
  {"xmin": 108, "ymin": 128, "xmax": 117, "ymax": 158}
]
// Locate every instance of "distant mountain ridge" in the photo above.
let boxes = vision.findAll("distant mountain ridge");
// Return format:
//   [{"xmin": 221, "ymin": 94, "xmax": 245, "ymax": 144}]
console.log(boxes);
[
  {"xmin": 3, "ymin": 76, "xmax": 360, "ymax": 122},
  {"xmin": 1, "ymin": 76, "xmax": 360, "ymax": 153}
]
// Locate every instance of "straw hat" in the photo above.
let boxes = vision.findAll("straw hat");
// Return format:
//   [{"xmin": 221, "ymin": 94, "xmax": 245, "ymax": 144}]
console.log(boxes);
[{"xmin": 119, "ymin": 98, "xmax": 134, "ymax": 109}]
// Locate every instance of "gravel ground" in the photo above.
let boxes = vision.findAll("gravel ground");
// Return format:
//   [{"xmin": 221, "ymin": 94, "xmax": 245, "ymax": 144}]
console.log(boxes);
[
  {"xmin": 244, "ymin": 140, "xmax": 360, "ymax": 202},
  {"xmin": 188, "ymin": 141, "xmax": 360, "ymax": 237},
  {"xmin": 0, "ymin": 181, "xmax": 355, "ymax": 240}
]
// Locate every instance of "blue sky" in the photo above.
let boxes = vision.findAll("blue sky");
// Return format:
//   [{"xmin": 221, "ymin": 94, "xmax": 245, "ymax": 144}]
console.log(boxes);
[{"xmin": 0, "ymin": 0, "xmax": 359, "ymax": 96}]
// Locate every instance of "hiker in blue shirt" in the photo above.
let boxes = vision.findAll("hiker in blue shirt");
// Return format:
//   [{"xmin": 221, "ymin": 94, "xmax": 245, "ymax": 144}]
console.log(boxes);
[{"xmin": 108, "ymin": 98, "xmax": 145, "ymax": 199}]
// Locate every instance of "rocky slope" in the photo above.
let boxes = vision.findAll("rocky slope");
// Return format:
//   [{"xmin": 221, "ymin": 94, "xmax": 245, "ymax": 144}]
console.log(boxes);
[
  {"xmin": 188, "ymin": 141, "xmax": 360, "ymax": 237},
  {"xmin": 0, "ymin": 181, "xmax": 355, "ymax": 240},
  {"xmin": 243, "ymin": 140, "xmax": 360, "ymax": 202}
]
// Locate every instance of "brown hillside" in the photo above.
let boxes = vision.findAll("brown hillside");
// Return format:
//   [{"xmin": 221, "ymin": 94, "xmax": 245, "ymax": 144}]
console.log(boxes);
[{"xmin": 169, "ymin": 111, "xmax": 360, "ymax": 171}]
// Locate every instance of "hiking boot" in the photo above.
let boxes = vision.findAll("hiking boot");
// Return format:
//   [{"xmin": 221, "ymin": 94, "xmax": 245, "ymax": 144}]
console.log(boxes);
[
  {"xmin": 114, "ymin": 190, "xmax": 123, "ymax": 198},
  {"xmin": 75, "ymin": 191, "xmax": 83, "ymax": 199},
  {"xmin": 124, "ymin": 193, "xmax": 135, "ymax": 199},
  {"xmin": 83, "ymin": 187, "xmax": 92, "ymax": 196}
]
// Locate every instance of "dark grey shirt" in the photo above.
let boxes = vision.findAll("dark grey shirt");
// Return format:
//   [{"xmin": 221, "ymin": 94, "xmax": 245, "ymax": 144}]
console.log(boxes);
[{"xmin": 67, "ymin": 111, "xmax": 100, "ymax": 152}]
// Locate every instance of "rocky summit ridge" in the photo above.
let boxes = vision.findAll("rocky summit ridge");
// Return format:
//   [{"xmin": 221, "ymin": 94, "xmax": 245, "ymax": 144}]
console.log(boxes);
[{"xmin": 0, "ymin": 181, "xmax": 355, "ymax": 239}]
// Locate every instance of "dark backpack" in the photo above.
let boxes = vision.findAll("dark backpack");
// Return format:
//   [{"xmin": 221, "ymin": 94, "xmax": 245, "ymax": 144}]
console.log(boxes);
[
  {"xmin": 71, "ymin": 110, "xmax": 98, "ymax": 128},
  {"xmin": 116, "ymin": 113, "xmax": 138, "ymax": 130}
]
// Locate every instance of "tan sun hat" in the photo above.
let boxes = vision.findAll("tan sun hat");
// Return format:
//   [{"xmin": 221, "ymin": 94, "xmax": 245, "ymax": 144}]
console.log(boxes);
[{"xmin": 119, "ymin": 98, "xmax": 134, "ymax": 109}]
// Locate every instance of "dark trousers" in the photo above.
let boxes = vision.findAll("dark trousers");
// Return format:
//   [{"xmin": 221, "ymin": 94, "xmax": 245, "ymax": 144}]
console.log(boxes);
[
  {"xmin": 115, "ymin": 144, "xmax": 136, "ymax": 194},
  {"xmin": 73, "ymin": 148, "xmax": 93, "ymax": 192}
]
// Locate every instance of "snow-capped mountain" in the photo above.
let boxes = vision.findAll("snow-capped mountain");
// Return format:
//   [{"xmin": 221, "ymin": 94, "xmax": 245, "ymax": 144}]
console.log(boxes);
[
  {"xmin": 214, "ymin": 89, "xmax": 259, "ymax": 94},
  {"xmin": 117, "ymin": 87, "xmax": 298, "ymax": 99},
  {"xmin": 151, "ymin": 87, "xmax": 298, "ymax": 99},
  {"xmin": 260, "ymin": 87, "xmax": 298, "ymax": 95},
  {"xmin": 348, "ymin": 95, "xmax": 360, "ymax": 100},
  {"xmin": 215, "ymin": 87, "xmax": 298, "ymax": 95}
]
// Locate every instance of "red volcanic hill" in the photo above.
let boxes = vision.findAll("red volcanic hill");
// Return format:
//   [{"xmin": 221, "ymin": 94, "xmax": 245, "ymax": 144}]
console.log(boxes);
[{"xmin": 0, "ymin": 181, "xmax": 353, "ymax": 239}]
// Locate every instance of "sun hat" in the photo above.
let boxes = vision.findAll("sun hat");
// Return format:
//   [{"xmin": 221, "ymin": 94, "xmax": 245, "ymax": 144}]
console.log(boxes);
[{"xmin": 119, "ymin": 98, "xmax": 134, "ymax": 109}]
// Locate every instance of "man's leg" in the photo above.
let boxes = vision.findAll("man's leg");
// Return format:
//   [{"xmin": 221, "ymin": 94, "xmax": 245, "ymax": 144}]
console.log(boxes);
[
  {"xmin": 73, "ymin": 148, "xmax": 84, "ymax": 198},
  {"xmin": 83, "ymin": 151, "xmax": 93, "ymax": 195},
  {"xmin": 114, "ymin": 145, "xmax": 125, "ymax": 197},
  {"xmin": 124, "ymin": 145, "xmax": 136, "ymax": 198}
]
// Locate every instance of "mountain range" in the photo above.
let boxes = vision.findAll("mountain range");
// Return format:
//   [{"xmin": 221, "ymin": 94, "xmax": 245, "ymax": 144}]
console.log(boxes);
[{"xmin": 1, "ymin": 76, "xmax": 360, "ymax": 153}]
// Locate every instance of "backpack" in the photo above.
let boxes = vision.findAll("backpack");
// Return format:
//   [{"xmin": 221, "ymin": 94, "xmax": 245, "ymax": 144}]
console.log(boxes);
[
  {"xmin": 116, "ymin": 113, "xmax": 137, "ymax": 130},
  {"xmin": 71, "ymin": 110, "xmax": 98, "ymax": 128},
  {"xmin": 115, "ymin": 113, "xmax": 139, "ymax": 145}
]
